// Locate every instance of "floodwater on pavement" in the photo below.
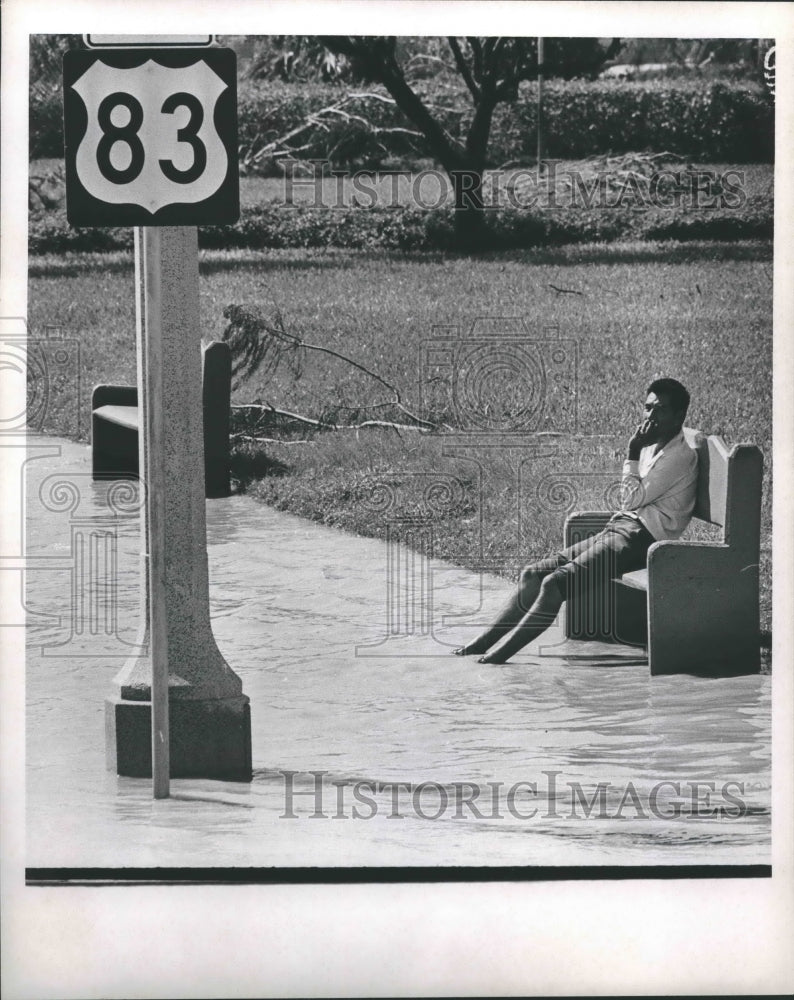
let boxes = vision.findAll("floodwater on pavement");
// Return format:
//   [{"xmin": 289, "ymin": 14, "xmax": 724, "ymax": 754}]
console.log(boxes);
[{"xmin": 24, "ymin": 437, "xmax": 771, "ymax": 868}]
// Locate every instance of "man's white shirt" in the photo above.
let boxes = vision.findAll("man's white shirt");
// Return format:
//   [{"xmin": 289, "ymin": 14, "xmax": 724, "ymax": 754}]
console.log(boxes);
[{"xmin": 621, "ymin": 429, "xmax": 699, "ymax": 540}]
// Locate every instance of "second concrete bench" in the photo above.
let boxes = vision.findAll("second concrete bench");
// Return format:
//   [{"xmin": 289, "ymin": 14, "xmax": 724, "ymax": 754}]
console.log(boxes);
[{"xmin": 92, "ymin": 340, "xmax": 232, "ymax": 499}]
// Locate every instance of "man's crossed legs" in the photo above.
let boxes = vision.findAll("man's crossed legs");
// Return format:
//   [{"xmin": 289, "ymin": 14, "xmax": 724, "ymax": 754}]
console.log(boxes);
[{"xmin": 454, "ymin": 514, "xmax": 654, "ymax": 664}]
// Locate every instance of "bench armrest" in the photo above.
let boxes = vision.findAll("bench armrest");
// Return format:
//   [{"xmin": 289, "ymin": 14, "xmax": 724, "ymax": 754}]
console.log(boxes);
[
  {"xmin": 646, "ymin": 539, "xmax": 759, "ymax": 673},
  {"xmin": 647, "ymin": 538, "xmax": 733, "ymax": 576},
  {"xmin": 646, "ymin": 538, "xmax": 757, "ymax": 605}
]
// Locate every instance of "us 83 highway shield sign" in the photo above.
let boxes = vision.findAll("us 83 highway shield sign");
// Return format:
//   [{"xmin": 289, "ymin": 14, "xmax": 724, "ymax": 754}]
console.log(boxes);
[{"xmin": 63, "ymin": 48, "xmax": 239, "ymax": 226}]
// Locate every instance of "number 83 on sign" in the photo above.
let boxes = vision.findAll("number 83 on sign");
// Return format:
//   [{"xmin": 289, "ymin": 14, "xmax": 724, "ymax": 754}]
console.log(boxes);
[{"xmin": 63, "ymin": 48, "xmax": 239, "ymax": 227}]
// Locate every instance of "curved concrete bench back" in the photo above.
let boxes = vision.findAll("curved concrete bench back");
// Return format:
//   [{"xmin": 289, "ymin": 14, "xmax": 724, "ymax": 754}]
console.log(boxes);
[
  {"xmin": 92, "ymin": 340, "xmax": 231, "ymax": 499},
  {"xmin": 564, "ymin": 427, "xmax": 763, "ymax": 675}
]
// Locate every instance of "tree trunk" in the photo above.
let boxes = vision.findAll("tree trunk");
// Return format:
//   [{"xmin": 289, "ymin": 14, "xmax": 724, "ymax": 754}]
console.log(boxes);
[
  {"xmin": 319, "ymin": 37, "xmax": 496, "ymax": 250},
  {"xmin": 451, "ymin": 168, "xmax": 490, "ymax": 249}
]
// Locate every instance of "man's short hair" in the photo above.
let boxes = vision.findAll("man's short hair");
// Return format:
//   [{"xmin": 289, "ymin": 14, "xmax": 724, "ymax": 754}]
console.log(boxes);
[{"xmin": 647, "ymin": 377, "xmax": 690, "ymax": 417}]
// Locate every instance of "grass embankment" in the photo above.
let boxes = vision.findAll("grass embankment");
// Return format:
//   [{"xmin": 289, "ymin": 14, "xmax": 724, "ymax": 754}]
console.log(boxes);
[{"xmin": 29, "ymin": 242, "xmax": 773, "ymax": 634}]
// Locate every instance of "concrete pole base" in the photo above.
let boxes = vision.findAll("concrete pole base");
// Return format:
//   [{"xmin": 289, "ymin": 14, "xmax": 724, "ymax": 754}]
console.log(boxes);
[{"xmin": 105, "ymin": 694, "xmax": 252, "ymax": 781}]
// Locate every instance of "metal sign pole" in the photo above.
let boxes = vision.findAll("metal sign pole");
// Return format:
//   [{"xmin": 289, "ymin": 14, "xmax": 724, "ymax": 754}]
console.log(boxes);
[
  {"xmin": 537, "ymin": 37, "xmax": 545, "ymax": 166},
  {"xmin": 140, "ymin": 227, "xmax": 170, "ymax": 798},
  {"xmin": 65, "ymin": 41, "xmax": 250, "ymax": 789}
]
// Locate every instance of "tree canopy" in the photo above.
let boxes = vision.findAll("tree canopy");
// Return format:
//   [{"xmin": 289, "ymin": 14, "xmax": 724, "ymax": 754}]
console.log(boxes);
[{"xmin": 311, "ymin": 36, "xmax": 618, "ymax": 245}]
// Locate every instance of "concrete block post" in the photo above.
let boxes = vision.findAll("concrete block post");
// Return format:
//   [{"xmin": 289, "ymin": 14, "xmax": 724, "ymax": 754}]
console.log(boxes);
[
  {"xmin": 105, "ymin": 227, "xmax": 251, "ymax": 781},
  {"xmin": 202, "ymin": 341, "xmax": 232, "ymax": 499}
]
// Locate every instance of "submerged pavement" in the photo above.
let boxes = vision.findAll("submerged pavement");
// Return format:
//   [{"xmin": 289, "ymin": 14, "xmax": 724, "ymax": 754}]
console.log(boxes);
[{"xmin": 24, "ymin": 435, "xmax": 771, "ymax": 868}]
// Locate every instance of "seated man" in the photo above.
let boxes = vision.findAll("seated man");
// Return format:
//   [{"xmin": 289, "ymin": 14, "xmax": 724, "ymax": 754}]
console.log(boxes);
[{"xmin": 454, "ymin": 377, "xmax": 699, "ymax": 664}]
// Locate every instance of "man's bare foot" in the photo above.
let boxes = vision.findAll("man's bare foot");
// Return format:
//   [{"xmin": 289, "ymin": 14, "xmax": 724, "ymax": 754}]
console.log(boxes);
[
  {"xmin": 478, "ymin": 650, "xmax": 509, "ymax": 664},
  {"xmin": 452, "ymin": 642, "xmax": 490, "ymax": 656}
]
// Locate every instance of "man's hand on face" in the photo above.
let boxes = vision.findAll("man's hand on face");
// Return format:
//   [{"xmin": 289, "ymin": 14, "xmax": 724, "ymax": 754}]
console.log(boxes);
[{"xmin": 628, "ymin": 417, "xmax": 656, "ymax": 461}]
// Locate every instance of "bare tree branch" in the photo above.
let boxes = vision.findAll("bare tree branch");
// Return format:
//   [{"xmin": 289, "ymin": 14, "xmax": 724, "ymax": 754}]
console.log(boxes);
[
  {"xmin": 447, "ymin": 37, "xmax": 480, "ymax": 102},
  {"xmin": 321, "ymin": 35, "xmax": 467, "ymax": 173},
  {"xmin": 467, "ymin": 36, "xmax": 484, "ymax": 82},
  {"xmin": 491, "ymin": 37, "xmax": 508, "ymax": 66},
  {"xmin": 241, "ymin": 92, "xmax": 424, "ymax": 168}
]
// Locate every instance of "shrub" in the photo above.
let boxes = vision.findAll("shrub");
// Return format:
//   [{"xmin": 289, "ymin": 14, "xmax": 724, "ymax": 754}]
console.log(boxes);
[
  {"xmin": 642, "ymin": 211, "xmax": 773, "ymax": 242},
  {"xmin": 28, "ymin": 212, "xmax": 133, "ymax": 253},
  {"xmin": 29, "ymin": 193, "xmax": 773, "ymax": 256},
  {"xmin": 30, "ymin": 85, "xmax": 66, "ymax": 159},
  {"xmin": 491, "ymin": 80, "xmax": 773, "ymax": 164},
  {"xmin": 237, "ymin": 79, "xmax": 774, "ymax": 171},
  {"xmin": 32, "ymin": 76, "xmax": 774, "ymax": 166}
]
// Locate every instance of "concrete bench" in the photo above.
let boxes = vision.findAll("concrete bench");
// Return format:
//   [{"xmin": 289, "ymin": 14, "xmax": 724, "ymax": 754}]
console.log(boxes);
[
  {"xmin": 92, "ymin": 340, "xmax": 232, "ymax": 499},
  {"xmin": 563, "ymin": 428, "xmax": 764, "ymax": 675}
]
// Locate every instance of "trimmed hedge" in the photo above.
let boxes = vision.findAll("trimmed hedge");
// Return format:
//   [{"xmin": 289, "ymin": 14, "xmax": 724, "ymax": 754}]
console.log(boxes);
[
  {"xmin": 32, "ymin": 77, "xmax": 774, "ymax": 165},
  {"xmin": 29, "ymin": 193, "xmax": 772, "ymax": 255},
  {"xmin": 489, "ymin": 79, "xmax": 774, "ymax": 165}
]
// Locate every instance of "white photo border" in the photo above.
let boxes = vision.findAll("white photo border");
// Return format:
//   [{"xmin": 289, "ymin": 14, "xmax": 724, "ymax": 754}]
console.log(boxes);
[{"xmin": 2, "ymin": 1, "xmax": 793, "ymax": 996}]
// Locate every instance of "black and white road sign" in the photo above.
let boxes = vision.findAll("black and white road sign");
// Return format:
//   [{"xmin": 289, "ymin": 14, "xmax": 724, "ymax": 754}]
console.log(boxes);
[{"xmin": 63, "ymin": 48, "xmax": 239, "ymax": 226}]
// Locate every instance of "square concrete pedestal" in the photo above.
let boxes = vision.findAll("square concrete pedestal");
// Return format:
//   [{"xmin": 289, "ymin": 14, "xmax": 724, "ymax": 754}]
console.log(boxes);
[{"xmin": 106, "ymin": 695, "xmax": 252, "ymax": 781}]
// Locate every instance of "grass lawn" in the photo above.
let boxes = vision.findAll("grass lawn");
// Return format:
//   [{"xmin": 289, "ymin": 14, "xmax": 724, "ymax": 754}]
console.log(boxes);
[{"xmin": 28, "ymin": 241, "xmax": 773, "ymax": 635}]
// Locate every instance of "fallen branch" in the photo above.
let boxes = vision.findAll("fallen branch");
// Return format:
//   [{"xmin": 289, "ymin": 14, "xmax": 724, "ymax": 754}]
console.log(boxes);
[
  {"xmin": 231, "ymin": 434, "xmax": 316, "ymax": 445},
  {"xmin": 224, "ymin": 304, "xmax": 438, "ymax": 430},
  {"xmin": 232, "ymin": 402, "xmax": 333, "ymax": 428},
  {"xmin": 231, "ymin": 403, "xmax": 431, "ymax": 435},
  {"xmin": 353, "ymin": 419, "xmax": 429, "ymax": 433},
  {"xmin": 291, "ymin": 341, "xmax": 435, "ymax": 428}
]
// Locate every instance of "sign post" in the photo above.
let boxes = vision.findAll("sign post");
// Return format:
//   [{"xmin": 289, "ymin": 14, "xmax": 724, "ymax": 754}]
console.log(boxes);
[
  {"xmin": 141, "ymin": 225, "xmax": 171, "ymax": 800},
  {"xmin": 537, "ymin": 37, "xmax": 545, "ymax": 166},
  {"xmin": 64, "ymin": 40, "xmax": 250, "ymax": 796}
]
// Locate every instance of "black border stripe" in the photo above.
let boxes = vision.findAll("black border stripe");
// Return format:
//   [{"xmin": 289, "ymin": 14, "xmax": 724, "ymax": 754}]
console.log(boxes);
[{"xmin": 26, "ymin": 865, "xmax": 772, "ymax": 885}]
